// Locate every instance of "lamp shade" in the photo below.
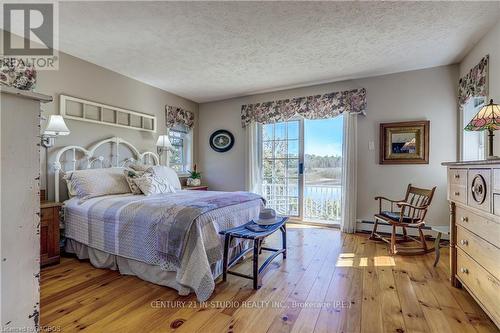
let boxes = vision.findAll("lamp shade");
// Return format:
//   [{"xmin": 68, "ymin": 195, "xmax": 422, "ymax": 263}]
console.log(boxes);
[
  {"xmin": 156, "ymin": 135, "xmax": 171, "ymax": 148},
  {"xmin": 465, "ymin": 99, "xmax": 500, "ymax": 131},
  {"xmin": 43, "ymin": 115, "xmax": 70, "ymax": 136}
]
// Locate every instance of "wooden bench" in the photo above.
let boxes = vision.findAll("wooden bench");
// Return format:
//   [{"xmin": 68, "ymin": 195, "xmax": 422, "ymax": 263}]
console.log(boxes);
[{"xmin": 219, "ymin": 217, "xmax": 287, "ymax": 289}]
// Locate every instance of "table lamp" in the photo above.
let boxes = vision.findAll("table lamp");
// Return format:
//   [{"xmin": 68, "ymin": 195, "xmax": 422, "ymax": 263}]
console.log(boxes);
[{"xmin": 465, "ymin": 99, "xmax": 500, "ymax": 159}]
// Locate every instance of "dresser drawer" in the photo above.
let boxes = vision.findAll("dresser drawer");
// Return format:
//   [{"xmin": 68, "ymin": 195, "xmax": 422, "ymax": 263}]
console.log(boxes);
[
  {"xmin": 456, "ymin": 206, "xmax": 500, "ymax": 248},
  {"xmin": 457, "ymin": 225, "xmax": 500, "ymax": 278},
  {"xmin": 449, "ymin": 168, "xmax": 467, "ymax": 186},
  {"xmin": 457, "ymin": 248, "xmax": 500, "ymax": 325},
  {"xmin": 449, "ymin": 184, "xmax": 467, "ymax": 204},
  {"xmin": 467, "ymin": 169, "xmax": 491, "ymax": 213}
]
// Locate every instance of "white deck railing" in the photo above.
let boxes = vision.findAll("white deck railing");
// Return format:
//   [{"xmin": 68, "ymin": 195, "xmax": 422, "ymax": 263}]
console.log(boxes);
[{"xmin": 262, "ymin": 183, "xmax": 342, "ymax": 224}]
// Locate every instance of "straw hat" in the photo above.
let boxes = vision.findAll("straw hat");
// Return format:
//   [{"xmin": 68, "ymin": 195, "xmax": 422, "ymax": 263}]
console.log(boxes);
[{"xmin": 256, "ymin": 208, "xmax": 280, "ymax": 225}]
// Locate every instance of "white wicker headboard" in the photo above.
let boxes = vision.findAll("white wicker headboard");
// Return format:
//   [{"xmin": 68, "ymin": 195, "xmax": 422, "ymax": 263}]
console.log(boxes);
[{"xmin": 53, "ymin": 136, "xmax": 159, "ymax": 202}]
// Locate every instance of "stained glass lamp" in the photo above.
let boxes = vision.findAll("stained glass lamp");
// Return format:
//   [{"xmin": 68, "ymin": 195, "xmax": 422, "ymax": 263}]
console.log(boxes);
[{"xmin": 465, "ymin": 99, "xmax": 500, "ymax": 159}]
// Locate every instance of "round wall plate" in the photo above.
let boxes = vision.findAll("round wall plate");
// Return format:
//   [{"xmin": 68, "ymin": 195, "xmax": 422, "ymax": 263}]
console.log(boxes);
[{"xmin": 209, "ymin": 129, "xmax": 234, "ymax": 152}]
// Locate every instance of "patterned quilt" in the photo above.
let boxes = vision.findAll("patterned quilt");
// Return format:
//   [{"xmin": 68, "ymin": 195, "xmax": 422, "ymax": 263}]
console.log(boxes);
[{"xmin": 64, "ymin": 190, "xmax": 264, "ymax": 301}]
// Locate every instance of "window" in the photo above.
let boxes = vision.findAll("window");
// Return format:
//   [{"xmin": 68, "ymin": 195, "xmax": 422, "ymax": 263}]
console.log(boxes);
[
  {"xmin": 259, "ymin": 116, "xmax": 343, "ymax": 224},
  {"xmin": 462, "ymin": 97, "xmax": 486, "ymax": 161},
  {"xmin": 168, "ymin": 124, "xmax": 193, "ymax": 174}
]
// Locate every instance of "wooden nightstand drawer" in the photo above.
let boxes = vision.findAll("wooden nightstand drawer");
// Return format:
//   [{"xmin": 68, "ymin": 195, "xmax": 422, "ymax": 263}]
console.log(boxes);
[
  {"xmin": 40, "ymin": 202, "xmax": 62, "ymax": 267},
  {"xmin": 40, "ymin": 207, "xmax": 54, "ymax": 221}
]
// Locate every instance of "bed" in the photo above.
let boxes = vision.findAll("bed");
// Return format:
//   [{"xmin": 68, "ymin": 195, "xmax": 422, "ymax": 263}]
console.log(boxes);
[{"xmin": 54, "ymin": 137, "xmax": 264, "ymax": 301}]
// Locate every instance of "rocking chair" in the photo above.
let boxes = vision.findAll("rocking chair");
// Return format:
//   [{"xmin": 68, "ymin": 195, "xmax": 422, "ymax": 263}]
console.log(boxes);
[{"xmin": 370, "ymin": 184, "xmax": 436, "ymax": 255}]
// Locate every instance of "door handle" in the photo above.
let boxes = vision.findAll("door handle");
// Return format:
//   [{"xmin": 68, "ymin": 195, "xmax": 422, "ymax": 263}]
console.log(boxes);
[{"xmin": 299, "ymin": 162, "xmax": 304, "ymax": 175}]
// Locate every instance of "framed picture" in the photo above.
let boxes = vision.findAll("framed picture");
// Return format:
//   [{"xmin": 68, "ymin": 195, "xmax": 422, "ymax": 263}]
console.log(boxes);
[
  {"xmin": 379, "ymin": 120, "xmax": 429, "ymax": 164},
  {"xmin": 209, "ymin": 129, "xmax": 235, "ymax": 152}
]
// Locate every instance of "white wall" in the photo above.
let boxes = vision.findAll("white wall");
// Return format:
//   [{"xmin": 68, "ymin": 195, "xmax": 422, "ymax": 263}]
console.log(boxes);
[
  {"xmin": 459, "ymin": 20, "xmax": 500, "ymax": 155},
  {"xmin": 35, "ymin": 51, "xmax": 199, "ymax": 201},
  {"xmin": 199, "ymin": 65, "xmax": 458, "ymax": 227}
]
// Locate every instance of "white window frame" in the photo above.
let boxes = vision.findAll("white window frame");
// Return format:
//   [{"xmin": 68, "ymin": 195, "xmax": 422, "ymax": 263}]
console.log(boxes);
[
  {"xmin": 460, "ymin": 97, "xmax": 486, "ymax": 161},
  {"xmin": 168, "ymin": 125, "xmax": 193, "ymax": 176}
]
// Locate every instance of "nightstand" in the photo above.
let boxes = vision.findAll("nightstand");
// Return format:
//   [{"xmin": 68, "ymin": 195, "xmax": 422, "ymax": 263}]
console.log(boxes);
[
  {"xmin": 40, "ymin": 201, "xmax": 62, "ymax": 267},
  {"xmin": 182, "ymin": 185, "xmax": 208, "ymax": 191}
]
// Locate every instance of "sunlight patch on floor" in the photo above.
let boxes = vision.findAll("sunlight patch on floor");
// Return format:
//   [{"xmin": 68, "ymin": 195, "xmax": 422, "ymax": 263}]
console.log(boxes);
[{"xmin": 335, "ymin": 253, "xmax": 396, "ymax": 267}]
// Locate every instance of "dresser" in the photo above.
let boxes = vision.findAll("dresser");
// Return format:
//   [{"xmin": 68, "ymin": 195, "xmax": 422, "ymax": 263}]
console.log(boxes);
[
  {"xmin": 0, "ymin": 87, "xmax": 52, "ymax": 330},
  {"xmin": 443, "ymin": 161, "xmax": 500, "ymax": 328}
]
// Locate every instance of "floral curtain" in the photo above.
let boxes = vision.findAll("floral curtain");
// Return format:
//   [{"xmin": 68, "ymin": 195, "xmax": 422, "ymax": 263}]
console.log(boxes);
[
  {"xmin": 240, "ymin": 88, "xmax": 366, "ymax": 128},
  {"xmin": 458, "ymin": 55, "xmax": 489, "ymax": 111},
  {"xmin": 165, "ymin": 105, "xmax": 194, "ymax": 129}
]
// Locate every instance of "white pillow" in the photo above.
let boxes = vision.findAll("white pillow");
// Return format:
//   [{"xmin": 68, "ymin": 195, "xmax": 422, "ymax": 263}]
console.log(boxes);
[
  {"xmin": 67, "ymin": 168, "xmax": 131, "ymax": 199},
  {"xmin": 133, "ymin": 174, "xmax": 176, "ymax": 195},
  {"xmin": 146, "ymin": 166, "xmax": 182, "ymax": 190}
]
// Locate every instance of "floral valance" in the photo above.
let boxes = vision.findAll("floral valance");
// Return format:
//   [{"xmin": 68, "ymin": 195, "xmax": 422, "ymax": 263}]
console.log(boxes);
[
  {"xmin": 166, "ymin": 105, "xmax": 194, "ymax": 129},
  {"xmin": 240, "ymin": 88, "xmax": 366, "ymax": 128},
  {"xmin": 458, "ymin": 55, "xmax": 489, "ymax": 111}
]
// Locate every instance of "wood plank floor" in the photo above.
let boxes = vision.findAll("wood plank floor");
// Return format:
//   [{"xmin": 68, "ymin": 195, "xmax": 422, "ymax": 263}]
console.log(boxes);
[{"xmin": 40, "ymin": 225, "xmax": 499, "ymax": 333}]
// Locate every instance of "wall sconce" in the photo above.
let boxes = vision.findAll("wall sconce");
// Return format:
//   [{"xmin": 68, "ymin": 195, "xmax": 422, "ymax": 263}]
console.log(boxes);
[
  {"xmin": 156, "ymin": 134, "xmax": 172, "ymax": 165},
  {"xmin": 42, "ymin": 115, "xmax": 70, "ymax": 148}
]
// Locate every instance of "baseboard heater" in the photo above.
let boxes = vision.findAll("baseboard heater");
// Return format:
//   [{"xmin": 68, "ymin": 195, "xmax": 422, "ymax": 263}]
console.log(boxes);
[{"xmin": 356, "ymin": 220, "xmax": 448, "ymax": 240}]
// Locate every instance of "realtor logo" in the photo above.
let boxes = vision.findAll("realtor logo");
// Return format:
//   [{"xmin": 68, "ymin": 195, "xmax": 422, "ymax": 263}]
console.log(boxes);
[
  {"xmin": 3, "ymin": 3, "xmax": 54, "ymax": 55},
  {"xmin": 1, "ymin": 2, "xmax": 58, "ymax": 69}
]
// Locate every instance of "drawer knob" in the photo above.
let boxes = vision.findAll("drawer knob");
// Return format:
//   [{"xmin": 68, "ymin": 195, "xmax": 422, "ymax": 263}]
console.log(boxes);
[
  {"xmin": 460, "ymin": 239, "xmax": 469, "ymax": 246},
  {"xmin": 454, "ymin": 191, "xmax": 460, "ymax": 196},
  {"xmin": 454, "ymin": 174, "xmax": 460, "ymax": 179},
  {"xmin": 460, "ymin": 267, "xmax": 469, "ymax": 274},
  {"xmin": 461, "ymin": 217, "xmax": 469, "ymax": 222}
]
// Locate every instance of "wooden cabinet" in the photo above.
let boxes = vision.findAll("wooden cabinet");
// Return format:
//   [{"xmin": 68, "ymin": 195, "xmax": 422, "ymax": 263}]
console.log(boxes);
[
  {"xmin": 40, "ymin": 202, "xmax": 62, "ymax": 267},
  {"xmin": 443, "ymin": 161, "xmax": 500, "ymax": 328},
  {"xmin": 0, "ymin": 86, "xmax": 52, "ymax": 329}
]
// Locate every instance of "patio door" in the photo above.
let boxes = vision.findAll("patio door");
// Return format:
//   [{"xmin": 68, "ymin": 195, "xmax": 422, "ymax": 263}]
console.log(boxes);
[
  {"xmin": 261, "ymin": 120, "xmax": 303, "ymax": 217},
  {"xmin": 260, "ymin": 116, "xmax": 343, "ymax": 225}
]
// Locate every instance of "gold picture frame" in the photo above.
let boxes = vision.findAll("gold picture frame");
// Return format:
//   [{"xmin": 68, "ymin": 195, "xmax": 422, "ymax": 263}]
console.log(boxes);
[{"xmin": 379, "ymin": 121, "xmax": 429, "ymax": 164}]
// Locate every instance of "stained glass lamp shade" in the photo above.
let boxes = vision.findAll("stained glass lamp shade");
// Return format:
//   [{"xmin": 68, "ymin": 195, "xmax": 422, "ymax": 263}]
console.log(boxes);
[{"xmin": 464, "ymin": 99, "xmax": 500, "ymax": 159}]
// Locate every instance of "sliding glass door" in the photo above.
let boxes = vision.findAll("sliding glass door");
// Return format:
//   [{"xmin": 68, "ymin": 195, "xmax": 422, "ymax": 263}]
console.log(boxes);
[
  {"xmin": 262, "ymin": 120, "xmax": 302, "ymax": 217},
  {"xmin": 260, "ymin": 116, "xmax": 343, "ymax": 225}
]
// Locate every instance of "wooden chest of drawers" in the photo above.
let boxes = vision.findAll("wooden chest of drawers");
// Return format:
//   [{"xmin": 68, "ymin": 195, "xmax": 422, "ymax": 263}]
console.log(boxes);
[{"xmin": 443, "ymin": 161, "xmax": 500, "ymax": 328}]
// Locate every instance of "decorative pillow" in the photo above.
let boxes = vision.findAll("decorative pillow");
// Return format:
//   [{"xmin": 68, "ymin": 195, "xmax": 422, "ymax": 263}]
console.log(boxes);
[
  {"xmin": 67, "ymin": 168, "xmax": 131, "ymax": 199},
  {"xmin": 146, "ymin": 166, "xmax": 182, "ymax": 191},
  {"xmin": 123, "ymin": 169, "xmax": 144, "ymax": 195},
  {"xmin": 130, "ymin": 163, "xmax": 152, "ymax": 172},
  {"xmin": 133, "ymin": 174, "xmax": 177, "ymax": 196},
  {"xmin": 62, "ymin": 172, "xmax": 78, "ymax": 198}
]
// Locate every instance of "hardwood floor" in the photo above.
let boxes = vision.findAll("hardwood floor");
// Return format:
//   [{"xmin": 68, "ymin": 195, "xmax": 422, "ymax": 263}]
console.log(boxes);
[{"xmin": 40, "ymin": 225, "xmax": 499, "ymax": 333}]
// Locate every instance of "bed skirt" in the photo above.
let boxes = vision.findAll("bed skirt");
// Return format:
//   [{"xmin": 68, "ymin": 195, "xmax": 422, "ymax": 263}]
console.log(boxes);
[{"xmin": 65, "ymin": 238, "xmax": 249, "ymax": 298}]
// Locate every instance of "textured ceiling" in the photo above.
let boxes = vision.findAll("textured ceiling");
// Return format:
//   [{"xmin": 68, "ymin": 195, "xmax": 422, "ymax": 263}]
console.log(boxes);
[{"xmin": 57, "ymin": 1, "xmax": 500, "ymax": 103}]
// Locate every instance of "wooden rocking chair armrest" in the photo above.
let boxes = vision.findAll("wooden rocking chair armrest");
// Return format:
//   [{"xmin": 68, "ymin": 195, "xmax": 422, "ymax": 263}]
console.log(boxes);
[
  {"xmin": 374, "ymin": 196, "xmax": 404, "ymax": 203},
  {"xmin": 396, "ymin": 202, "xmax": 428, "ymax": 211}
]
